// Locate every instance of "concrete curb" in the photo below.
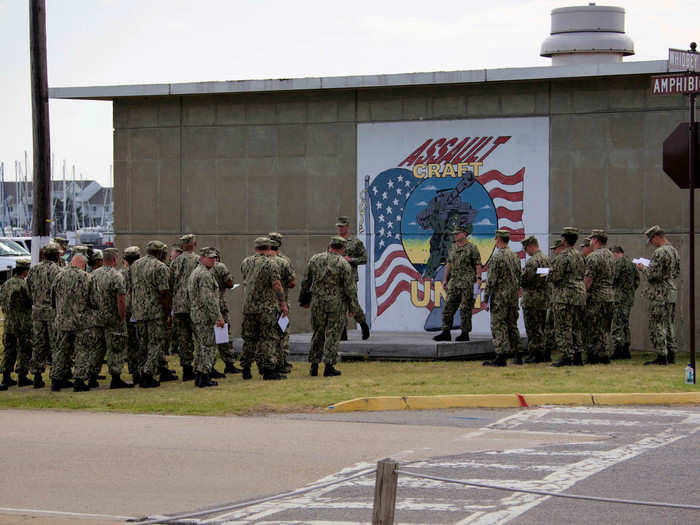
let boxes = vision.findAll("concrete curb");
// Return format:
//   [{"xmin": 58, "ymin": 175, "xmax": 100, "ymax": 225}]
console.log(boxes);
[{"xmin": 327, "ymin": 392, "xmax": 700, "ymax": 412}]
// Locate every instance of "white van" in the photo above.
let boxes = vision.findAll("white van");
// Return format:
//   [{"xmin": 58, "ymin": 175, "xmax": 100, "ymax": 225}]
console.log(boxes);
[{"xmin": 0, "ymin": 238, "xmax": 31, "ymax": 282}]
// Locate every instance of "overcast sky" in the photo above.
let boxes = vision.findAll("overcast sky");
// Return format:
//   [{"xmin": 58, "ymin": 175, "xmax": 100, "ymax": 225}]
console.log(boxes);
[{"xmin": 0, "ymin": 0, "xmax": 696, "ymax": 186}]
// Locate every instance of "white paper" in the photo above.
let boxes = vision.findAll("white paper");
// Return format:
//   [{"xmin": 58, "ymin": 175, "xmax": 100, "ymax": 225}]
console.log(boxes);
[
  {"xmin": 536, "ymin": 267, "xmax": 550, "ymax": 275},
  {"xmin": 633, "ymin": 258, "xmax": 651, "ymax": 267},
  {"xmin": 214, "ymin": 323, "xmax": 229, "ymax": 344},
  {"xmin": 278, "ymin": 314, "xmax": 289, "ymax": 332},
  {"xmin": 129, "ymin": 316, "xmax": 136, "ymax": 323},
  {"xmin": 232, "ymin": 283, "xmax": 241, "ymax": 290}
]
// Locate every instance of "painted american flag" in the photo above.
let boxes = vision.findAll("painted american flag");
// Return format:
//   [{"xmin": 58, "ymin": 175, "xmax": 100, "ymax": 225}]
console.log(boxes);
[{"xmin": 368, "ymin": 167, "xmax": 526, "ymax": 318}]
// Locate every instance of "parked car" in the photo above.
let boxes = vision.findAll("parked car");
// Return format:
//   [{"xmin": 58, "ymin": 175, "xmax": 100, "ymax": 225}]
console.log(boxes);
[{"xmin": 0, "ymin": 238, "xmax": 31, "ymax": 283}]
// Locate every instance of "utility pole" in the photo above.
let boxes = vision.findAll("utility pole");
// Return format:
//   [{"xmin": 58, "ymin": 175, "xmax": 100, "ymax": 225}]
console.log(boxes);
[{"xmin": 29, "ymin": 0, "xmax": 51, "ymax": 262}]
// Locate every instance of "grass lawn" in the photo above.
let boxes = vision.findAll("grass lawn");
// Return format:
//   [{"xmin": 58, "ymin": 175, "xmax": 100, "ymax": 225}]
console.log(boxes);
[{"xmin": 0, "ymin": 352, "xmax": 696, "ymax": 416}]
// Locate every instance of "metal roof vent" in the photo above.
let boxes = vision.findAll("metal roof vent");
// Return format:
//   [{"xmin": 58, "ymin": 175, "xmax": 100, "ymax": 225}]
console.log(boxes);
[{"xmin": 540, "ymin": 3, "xmax": 634, "ymax": 66}]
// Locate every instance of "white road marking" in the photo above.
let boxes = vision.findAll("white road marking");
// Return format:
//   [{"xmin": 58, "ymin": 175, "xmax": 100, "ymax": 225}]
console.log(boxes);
[{"xmin": 0, "ymin": 506, "xmax": 134, "ymax": 521}]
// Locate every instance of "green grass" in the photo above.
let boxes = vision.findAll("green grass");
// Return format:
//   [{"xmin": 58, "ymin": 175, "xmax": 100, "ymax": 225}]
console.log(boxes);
[{"xmin": 0, "ymin": 353, "xmax": 696, "ymax": 416}]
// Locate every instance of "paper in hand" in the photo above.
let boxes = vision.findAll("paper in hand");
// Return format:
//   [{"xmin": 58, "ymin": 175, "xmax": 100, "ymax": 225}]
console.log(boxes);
[
  {"xmin": 536, "ymin": 267, "xmax": 550, "ymax": 275},
  {"xmin": 632, "ymin": 258, "xmax": 651, "ymax": 267},
  {"xmin": 278, "ymin": 314, "xmax": 289, "ymax": 333},
  {"xmin": 232, "ymin": 284, "xmax": 241, "ymax": 290},
  {"xmin": 214, "ymin": 323, "xmax": 229, "ymax": 344}
]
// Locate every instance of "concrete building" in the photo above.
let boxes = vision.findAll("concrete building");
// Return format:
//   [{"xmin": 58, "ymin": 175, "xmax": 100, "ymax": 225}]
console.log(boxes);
[{"xmin": 49, "ymin": 6, "xmax": 697, "ymax": 352}]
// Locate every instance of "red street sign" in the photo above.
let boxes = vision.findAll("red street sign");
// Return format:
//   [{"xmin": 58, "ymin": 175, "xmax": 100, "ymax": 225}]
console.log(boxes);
[
  {"xmin": 650, "ymin": 74, "xmax": 700, "ymax": 95},
  {"xmin": 663, "ymin": 122, "xmax": 700, "ymax": 188}
]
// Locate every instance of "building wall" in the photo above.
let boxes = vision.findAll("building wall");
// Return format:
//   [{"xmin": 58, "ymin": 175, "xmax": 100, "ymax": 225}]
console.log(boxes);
[{"xmin": 113, "ymin": 75, "xmax": 697, "ymax": 350}]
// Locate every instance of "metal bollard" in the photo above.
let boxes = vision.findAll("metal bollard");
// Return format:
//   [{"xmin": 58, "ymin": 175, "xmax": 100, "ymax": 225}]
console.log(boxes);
[{"xmin": 372, "ymin": 458, "xmax": 399, "ymax": 525}]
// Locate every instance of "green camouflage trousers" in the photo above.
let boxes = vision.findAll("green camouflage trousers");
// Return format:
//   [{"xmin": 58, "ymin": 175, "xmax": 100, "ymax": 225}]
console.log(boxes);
[
  {"xmin": 612, "ymin": 302, "xmax": 632, "ymax": 347},
  {"xmin": 126, "ymin": 321, "xmax": 143, "ymax": 376},
  {"xmin": 193, "ymin": 322, "xmax": 217, "ymax": 374},
  {"xmin": 31, "ymin": 318, "xmax": 55, "ymax": 375},
  {"xmin": 345, "ymin": 302, "xmax": 367, "ymax": 331},
  {"xmin": 310, "ymin": 307, "xmax": 346, "ymax": 365},
  {"xmin": 586, "ymin": 301, "xmax": 613, "ymax": 358},
  {"xmin": 544, "ymin": 309, "xmax": 556, "ymax": 356},
  {"xmin": 53, "ymin": 329, "xmax": 92, "ymax": 381},
  {"xmin": 217, "ymin": 310, "xmax": 236, "ymax": 365},
  {"xmin": 2, "ymin": 331, "xmax": 31, "ymax": 375},
  {"xmin": 136, "ymin": 319, "xmax": 166, "ymax": 376},
  {"xmin": 442, "ymin": 284, "xmax": 474, "ymax": 332},
  {"xmin": 92, "ymin": 324, "xmax": 127, "ymax": 376},
  {"xmin": 490, "ymin": 302, "xmax": 520, "ymax": 355},
  {"xmin": 523, "ymin": 307, "xmax": 546, "ymax": 355},
  {"xmin": 553, "ymin": 303, "xmax": 584, "ymax": 359},
  {"xmin": 173, "ymin": 313, "xmax": 195, "ymax": 368},
  {"xmin": 649, "ymin": 302, "xmax": 677, "ymax": 357},
  {"xmin": 241, "ymin": 312, "xmax": 280, "ymax": 372}
]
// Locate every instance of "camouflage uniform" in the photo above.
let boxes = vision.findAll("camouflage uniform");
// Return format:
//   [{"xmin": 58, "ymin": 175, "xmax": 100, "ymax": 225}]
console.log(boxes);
[
  {"xmin": 241, "ymin": 256, "xmax": 283, "ymax": 372},
  {"xmin": 550, "ymin": 247, "xmax": 586, "ymax": 359},
  {"xmin": 89, "ymin": 266, "xmax": 127, "ymax": 375},
  {"xmin": 188, "ymin": 262, "xmax": 222, "ymax": 374},
  {"xmin": 521, "ymin": 249, "xmax": 549, "ymax": 360},
  {"xmin": 0, "ymin": 274, "xmax": 32, "ymax": 377},
  {"xmin": 131, "ymin": 253, "xmax": 170, "ymax": 377},
  {"xmin": 240, "ymin": 252, "xmax": 265, "ymax": 368},
  {"xmin": 121, "ymin": 265, "xmax": 142, "ymax": 376},
  {"xmin": 300, "ymin": 251, "xmax": 358, "ymax": 365},
  {"xmin": 484, "ymin": 245, "xmax": 521, "ymax": 356},
  {"xmin": 344, "ymin": 235, "xmax": 368, "ymax": 324},
  {"xmin": 272, "ymin": 252, "xmax": 296, "ymax": 366},
  {"xmin": 52, "ymin": 267, "xmax": 93, "ymax": 382},
  {"xmin": 642, "ymin": 243, "xmax": 680, "ymax": 358},
  {"xmin": 211, "ymin": 261, "xmax": 236, "ymax": 366},
  {"xmin": 612, "ymin": 256, "xmax": 639, "ymax": 350},
  {"xmin": 170, "ymin": 251, "xmax": 199, "ymax": 368},
  {"xmin": 26, "ymin": 259, "xmax": 61, "ymax": 376},
  {"xmin": 584, "ymin": 248, "xmax": 616, "ymax": 359},
  {"xmin": 442, "ymin": 241, "xmax": 481, "ymax": 332}
]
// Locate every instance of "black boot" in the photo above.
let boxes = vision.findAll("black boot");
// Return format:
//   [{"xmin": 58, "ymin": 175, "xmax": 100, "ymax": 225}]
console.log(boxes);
[
  {"xmin": 668, "ymin": 350, "xmax": 676, "ymax": 364},
  {"xmin": 524, "ymin": 351, "xmax": 543, "ymax": 364},
  {"xmin": 622, "ymin": 343, "xmax": 632, "ymax": 359},
  {"xmin": 644, "ymin": 355, "xmax": 668, "ymax": 365},
  {"xmin": 73, "ymin": 378, "xmax": 90, "ymax": 392},
  {"xmin": 17, "ymin": 374, "xmax": 33, "ymax": 387},
  {"xmin": 551, "ymin": 355, "xmax": 573, "ymax": 367},
  {"xmin": 360, "ymin": 321, "xmax": 370, "ymax": 340},
  {"xmin": 110, "ymin": 374, "xmax": 134, "ymax": 389},
  {"xmin": 197, "ymin": 373, "xmax": 218, "ymax": 387},
  {"xmin": 97, "ymin": 374, "xmax": 106, "ymax": 380},
  {"xmin": 88, "ymin": 374, "xmax": 99, "ymax": 388},
  {"xmin": 139, "ymin": 373, "xmax": 161, "ymax": 388},
  {"xmin": 598, "ymin": 355, "xmax": 611, "ymax": 365},
  {"xmin": 2, "ymin": 372, "xmax": 16, "ymax": 387},
  {"xmin": 572, "ymin": 352, "xmax": 584, "ymax": 366},
  {"xmin": 323, "ymin": 364, "xmax": 342, "ymax": 377},
  {"xmin": 210, "ymin": 368, "xmax": 226, "ymax": 379},
  {"xmin": 611, "ymin": 345, "xmax": 626, "ymax": 360},
  {"xmin": 182, "ymin": 365, "xmax": 195, "ymax": 381},
  {"xmin": 33, "ymin": 374, "xmax": 45, "ymax": 389},
  {"xmin": 455, "ymin": 331, "xmax": 470, "ymax": 342},
  {"xmin": 263, "ymin": 369, "xmax": 283, "ymax": 380},
  {"xmin": 60, "ymin": 378, "xmax": 74, "ymax": 389},
  {"xmin": 510, "ymin": 352, "xmax": 523, "ymax": 365},
  {"xmin": 433, "ymin": 330, "xmax": 451, "ymax": 342},
  {"xmin": 50, "ymin": 379, "xmax": 62, "ymax": 392},
  {"xmin": 242, "ymin": 366, "xmax": 252, "ymax": 380},
  {"xmin": 483, "ymin": 354, "xmax": 507, "ymax": 367},
  {"xmin": 584, "ymin": 353, "xmax": 599, "ymax": 365},
  {"xmin": 224, "ymin": 363, "xmax": 242, "ymax": 374},
  {"xmin": 159, "ymin": 368, "xmax": 178, "ymax": 382},
  {"xmin": 310, "ymin": 363, "xmax": 319, "ymax": 376},
  {"xmin": 0, "ymin": 383, "xmax": 6, "ymax": 391},
  {"xmin": 131, "ymin": 371, "xmax": 141, "ymax": 386},
  {"xmin": 543, "ymin": 349, "xmax": 552, "ymax": 362},
  {"xmin": 340, "ymin": 328, "xmax": 348, "ymax": 341}
]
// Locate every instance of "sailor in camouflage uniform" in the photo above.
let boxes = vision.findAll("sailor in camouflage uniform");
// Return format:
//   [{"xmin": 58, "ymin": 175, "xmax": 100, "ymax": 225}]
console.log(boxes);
[
  {"xmin": 300, "ymin": 236, "xmax": 359, "ymax": 377},
  {"xmin": 239, "ymin": 238, "xmax": 270, "ymax": 379},
  {"xmin": 188, "ymin": 247, "xmax": 225, "ymax": 387},
  {"xmin": 89, "ymin": 248, "xmax": 132, "ymax": 389},
  {"xmin": 121, "ymin": 246, "xmax": 143, "ymax": 383},
  {"xmin": 483, "ymin": 230, "xmax": 522, "ymax": 366},
  {"xmin": 543, "ymin": 239, "xmax": 565, "ymax": 362},
  {"xmin": 0, "ymin": 260, "xmax": 33, "ymax": 388},
  {"xmin": 170, "ymin": 234, "xmax": 199, "ymax": 381},
  {"xmin": 211, "ymin": 248, "xmax": 240, "ymax": 375},
  {"xmin": 336, "ymin": 216, "xmax": 370, "ymax": 340},
  {"xmin": 241, "ymin": 237, "xmax": 288, "ymax": 380},
  {"xmin": 434, "ymin": 224, "xmax": 482, "ymax": 342},
  {"xmin": 520, "ymin": 236, "xmax": 549, "ymax": 363},
  {"xmin": 53, "ymin": 237, "xmax": 69, "ymax": 267},
  {"xmin": 638, "ymin": 225, "xmax": 680, "ymax": 365},
  {"xmin": 51, "ymin": 255, "xmax": 93, "ymax": 392},
  {"xmin": 583, "ymin": 230, "xmax": 616, "ymax": 364},
  {"xmin": 131, "ymin": 241, "xmax": 172, "ymax": 387},
  {"xmin": 26, "ymin": 242, "xmax": 62, "ymax": 388},
  {"xmin": 550, "ymin": 227, "xmax": 587, "ymax": 367},
  {"xmin": 611, "ymin": 245, "xmax": 639, "ymax": 359},
  {"xmin": 269, "ymin": 232, "xmax": 296, "ymax": 373}
]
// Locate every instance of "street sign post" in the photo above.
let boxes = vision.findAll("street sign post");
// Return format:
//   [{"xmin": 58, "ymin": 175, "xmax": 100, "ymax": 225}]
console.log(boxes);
[{"xmin": 654, "ymin": 44, "xmax": 698, "ymax": 381}]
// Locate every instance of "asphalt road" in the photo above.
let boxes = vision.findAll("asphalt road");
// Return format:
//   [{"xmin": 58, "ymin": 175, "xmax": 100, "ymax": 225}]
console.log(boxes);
[{"xmin": 0, "ymin": 406, "xmax": 698, "ymax": 524}]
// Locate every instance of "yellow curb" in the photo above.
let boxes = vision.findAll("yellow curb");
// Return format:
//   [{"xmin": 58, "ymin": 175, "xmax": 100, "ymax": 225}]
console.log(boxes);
[{"xmin": 327, "ymin": 392, "xmax": 700, "ymax": 412}]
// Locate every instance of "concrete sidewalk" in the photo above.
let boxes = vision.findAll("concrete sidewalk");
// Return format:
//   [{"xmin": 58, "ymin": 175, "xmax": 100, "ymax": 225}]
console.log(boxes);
[{"xmin": 0, "ymin": 409, "xmax": 593, "ymax": 523}]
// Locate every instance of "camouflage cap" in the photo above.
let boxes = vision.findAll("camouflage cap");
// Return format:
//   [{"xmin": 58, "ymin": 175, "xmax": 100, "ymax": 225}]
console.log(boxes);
[
  {"xmin": 42, "ymin": 242, "xmax": 60, "ymax": 255},
  {"xmin": 561, "ymin": 227, "xmax": 579, "ymax": 235},
  {"xmin": 179, "ymin": 234, "xmax": 195, "ymax": 244},
  {"xmin": 521, "ymin": 235, "xmax": 538, "ymax": 247},
  {"xmin": 15, "ymin": 259, "xmax": 31, "ymax": 270},
  {"xmin": 172, "ymin": 245, "xmax": 183, "ymax": 253},
  {"xmin": 335, "ymin": 216, "xmax": 350, "ymax": 227},
  {"xmin": 146, "ymin": 240, "xmax": 167, "ymax": 252},
  {"xmin": 645, "ymin": 225, "xmax": 664, "ymax": 240},
  {"xmin": 72, "ymin": 245, "xmax": 89, "ymax": 256},
  {"xmin": 590, "ymin": 229, "xmax": 608, "ymax": 241},
  {"xmin": 329, "ymin": 235, "xmax": 347, "ymax": 246},
  {"xmin": 214, "ymin": 247, "xmax": 222, "ymax": 260},
  {"xmin": 199, "ymin": 246, "xmax": 218, "ymax": 258},
  {"xmin": 92, "ymin": 249, "xmax": 104, "ymax": 260},
  {"xmin": 124, "ymin": 246, "xmax": 141, "ymax": 256},
  {"xmin": 269, "ymin": 238, "xmax": 281, "ymax": 248},
  {"xmin": 453, "ymin": 223, "xmax": 473, "ymax": 234},
  {"xmin": 268, "ymin": 232, "xmax": 283, "ymax": 244},
  {"xmin": 580, "ymin": 236, "xmax": 591, "ymax": 248},
  {"xmin": 550, "ymin": 239, "xmax": 564, "ymax": 250},
  {"xmin": 103, "ymin": 247, "xmax": 119, "ymax": 258},
  {"xmin": 254, "ymin": 236, "xmax": 272, "ymax": 248},
  {"xmin": 495, "ymin": 229, "xmax": 510, "ymax": 241},
  {"xmin": 53, "ymin": 237, "xmax": 68, "ymax": 247}
]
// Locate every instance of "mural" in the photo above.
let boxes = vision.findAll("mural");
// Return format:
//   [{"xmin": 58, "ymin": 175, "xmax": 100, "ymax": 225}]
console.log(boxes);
[{"xmin": 357, "ymin": 118, "xmax": 549, "ymax": 334}]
